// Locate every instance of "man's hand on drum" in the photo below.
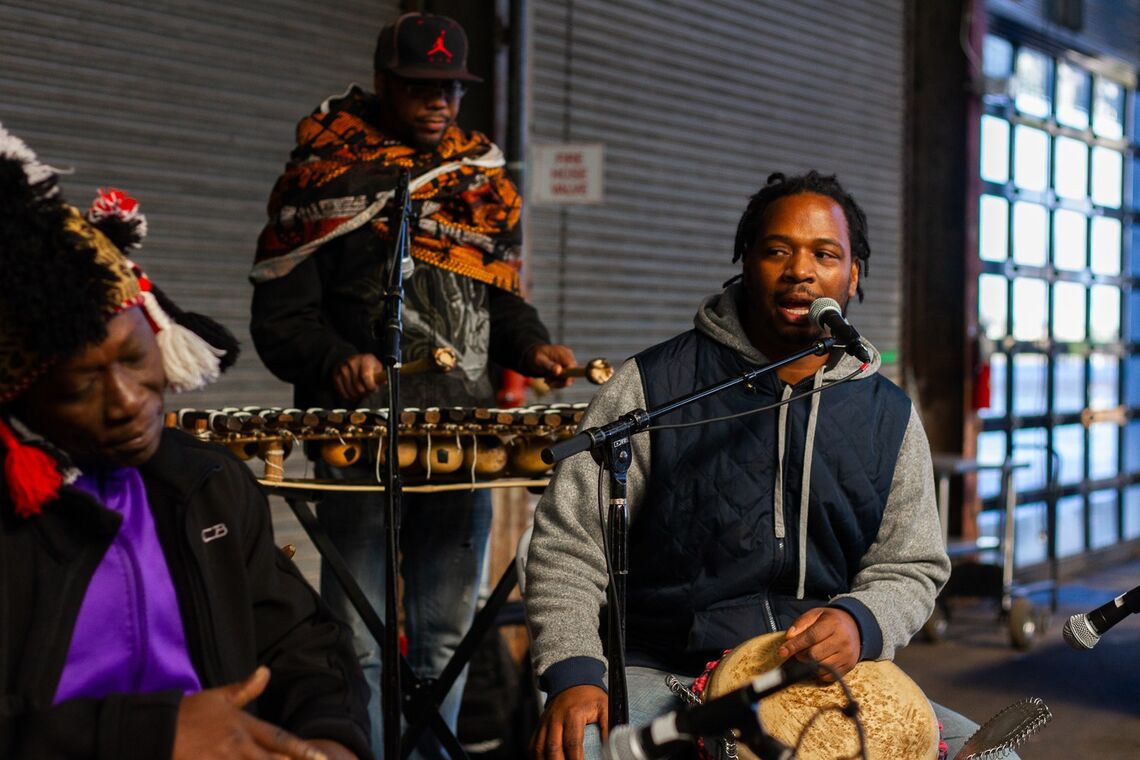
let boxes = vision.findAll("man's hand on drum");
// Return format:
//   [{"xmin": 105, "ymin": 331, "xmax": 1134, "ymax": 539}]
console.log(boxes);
[
  {"xmin": 524, "ymin": 343, "xmax": 577, "ymax": 388},
  {"xmin": 531, "ymin": 684, "xmax": 607, "ymax": 760},
  {"xmin": 778, "ymin": 607, "xmax": 862, "ymax": 682},
  {"xmin": 333, "ymin": 353, "xmax": 383, "ymax": 401}
]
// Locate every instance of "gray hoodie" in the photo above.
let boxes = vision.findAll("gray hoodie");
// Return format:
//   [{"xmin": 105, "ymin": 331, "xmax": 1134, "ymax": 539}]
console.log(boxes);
[{"xmin": 524, "ymin": 285, "xmax": 950, "ymax": 696}]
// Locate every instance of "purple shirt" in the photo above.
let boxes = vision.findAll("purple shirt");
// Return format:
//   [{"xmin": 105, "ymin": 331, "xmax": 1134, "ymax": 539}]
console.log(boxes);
[{"xmin": 53, "ymin": 466, "xmax": 202, "ymax": 704}]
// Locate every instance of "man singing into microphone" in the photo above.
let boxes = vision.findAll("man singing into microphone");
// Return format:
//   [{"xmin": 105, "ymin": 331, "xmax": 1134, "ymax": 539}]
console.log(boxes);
[{"xmin": 525, "ymin": 171, "xmax": 997, "ymax": 759}]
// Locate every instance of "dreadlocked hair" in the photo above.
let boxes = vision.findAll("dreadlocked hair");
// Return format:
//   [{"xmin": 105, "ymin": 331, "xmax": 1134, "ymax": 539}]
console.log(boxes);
[
  {"xmin": 0, "ymin": 156, "xmax": 117, "ymax": 365},
  {"xmin": 731, "ymin": 170, "xmax": 870, "ymax": 301}
]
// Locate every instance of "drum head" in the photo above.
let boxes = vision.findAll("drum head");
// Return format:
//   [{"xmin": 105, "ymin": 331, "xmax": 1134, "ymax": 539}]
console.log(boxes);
[{"xmin": 704, "ymin": 632, "xmax": 939, "ymax": 760}]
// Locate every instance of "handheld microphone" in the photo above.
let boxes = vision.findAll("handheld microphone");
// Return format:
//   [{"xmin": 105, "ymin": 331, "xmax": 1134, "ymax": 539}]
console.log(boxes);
[
  {"xmin": 808, "ymin": 297, "xmax": 871, "ymax": 363},
  {"xmin": 1062, "ymin": 583, "xmax": 1140, "ymax": 650},
  {"xmin": 602, "ymin": 659, "xmax": 816, "ymax": 760}
]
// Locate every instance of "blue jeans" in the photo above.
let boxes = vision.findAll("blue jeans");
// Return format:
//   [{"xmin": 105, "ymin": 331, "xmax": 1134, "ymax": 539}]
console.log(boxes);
[
  {"xmin": 315, "ymin": 461, "xmax": 493, "ymax": 760},
  {"xmin": 579, "ymin": 665, "xmax": 1015, "ymax": 760}
]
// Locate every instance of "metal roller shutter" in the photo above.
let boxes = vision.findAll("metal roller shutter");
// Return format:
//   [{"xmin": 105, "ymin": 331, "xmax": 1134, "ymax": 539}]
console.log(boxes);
[
  {"xmin": 0, "ymin": 0, "xmax": 399, "ymax": 413},
  {"xmin": 525, "ymin": 0, "xmax": 906, "ymax": 394},
  {"xmin": 1, "ymin": 0, "xmax": 400, "ymax": 581}
]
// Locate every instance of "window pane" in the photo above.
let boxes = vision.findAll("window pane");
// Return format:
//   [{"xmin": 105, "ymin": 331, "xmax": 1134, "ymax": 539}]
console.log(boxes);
[
  {"xmin": 979, "ymin": 195, "xmax": 1009, "ymax": 262},
  {"xmin": 1090, "ymin": 216, "xmax": 1122, "ymax": 276},
  {"xmin": 978, "ymin": 509, "xmax": 1002, "ymax": 547},
  {"xmin": 1133, "ymin": 224, "xmax": 1140, "ymax": 277},
  {"xmin": 1091, "ymin": 147, "xmax": 1123, "ymax": 208},
  {"xmin": 1053, "ymin": 423, "xmax": 1085, "ymax": 485},
  {"xmin": 980, "ymin": 352, "xmax": 1008, "ymax": 419},
  {"xmin": 979, "ymin": 273, "xmax": 1008, "ymax": 339},
  {"xmin": 1089, "ymin": 352, "xmax": 1120, "ymax": 409},
  {"xmin": 1132, "ymin": 290, "xmax": 1140, "ymax": 344},
  {"xmin": 977, "ymin": 430, "xmax": 1007, "ymax": 499},
  {"xmin": 1012, "ymin": 201, "xmax": 1048, "ymax": 266},
  {"xmin": 1052, "ymin": 209, "xmax": 1087, "ymax": 271},
  {"xmin": 1092, "ymin": 77, "xmax": 1125, "ymax": 138},
  {"xmin": 1013, "ymin": 427, "xmax": 1048, "ymax": 492},
  {"xmin": 1052, "ymin": 281, "xmax": 1086, "ymax": 342},
  {"xmin": 1053, "ymin": 137, "xmax": 1088, "ymax": 200},
  {"xmin": 1089, "ymin": 285, "xmax": 1120, "ymax": 343},
  {"xmin": 1056, "ymin": 60, "xmax": 1091, "ymax": 129},
  {"xmin": 1089, "ymin": 421, "xmax": 1119, "ymax": 480},
  {"xmin": 1014, "ymin": 47, "xmax": 1053, "ymax": 118},
  {"xmin": 980, "ymin": 115, "xmax": 1011, "ymax": 183},
  {"xmin": 1014, "ymin": 501, "xmax": 1048, "ymax": 567},
  {"xmin": 1057, "ymin": 495, "xmax": 1086, "ymax": 557},
  {"xmin": 1054, "ymin": 353, "xmax": 1086, "ymax": 413},
  {"xmin": 1128, "ymin": 356, "xmax": 1140, "ymax": 406},
  {"xmin": 983, "ymin": 35, "xmax": 1014, "ymax": 79},
  {"xmin": 1013, "ymin": 126, "xmax": 1050, "ymax": 191},
  {"xmin": 1125, "ymin": 485, "xmax": 1140, "ymax": 540},
  {"xmin": 1089, "ymin": 490, "xmax": 1117, "ymax": 549},
  {"xmin": 1012, "ymin": 353, "xmax": 1048, "ymax": 415},
  {"xmin": 1126, "ymin": 421, "xmax": 1140, "ymax": 474},
  {"xmin": 1012, "ymin": 277, "xmax": 1048, "ymax": 342}
]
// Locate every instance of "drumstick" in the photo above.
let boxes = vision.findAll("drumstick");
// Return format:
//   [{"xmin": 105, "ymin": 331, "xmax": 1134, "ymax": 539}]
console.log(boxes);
[
  {"xmin": 559, "ymin": 357, "xmax": 614, "ymax": 385},
  {"xmin": 371, "ymin": 346, "xmax": 457, "ymax": 384}
]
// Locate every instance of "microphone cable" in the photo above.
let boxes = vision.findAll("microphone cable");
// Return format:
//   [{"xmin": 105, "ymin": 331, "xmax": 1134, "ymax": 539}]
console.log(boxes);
[
  {"xmin": 789, "ymin": 661, "xmax": 867, "ymax": 760},
  {"xmin": 648, "ymin": 363, "xmax": 868, "ymax": 433}
]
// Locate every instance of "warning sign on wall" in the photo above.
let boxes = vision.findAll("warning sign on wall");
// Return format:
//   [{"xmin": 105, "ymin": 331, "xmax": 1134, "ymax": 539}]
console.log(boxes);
[{"xmin": 530, "ymin": 143, "xmax": 604, "ymax": 205}]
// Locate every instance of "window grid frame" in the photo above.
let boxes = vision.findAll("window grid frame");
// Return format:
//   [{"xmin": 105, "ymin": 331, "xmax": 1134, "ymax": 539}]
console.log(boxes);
[{"xmin": 976, "ymin": 29, "xmax": 1139, "ymax": 564}]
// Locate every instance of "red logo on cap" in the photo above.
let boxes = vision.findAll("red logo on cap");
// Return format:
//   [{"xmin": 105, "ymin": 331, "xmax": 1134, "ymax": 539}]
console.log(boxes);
[{"xmin": 426, "ymin": 30, "xmax": 453, "ymax": 62}]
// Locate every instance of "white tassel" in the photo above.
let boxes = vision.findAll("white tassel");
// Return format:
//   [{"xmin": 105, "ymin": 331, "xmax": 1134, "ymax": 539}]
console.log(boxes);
[
  {"xmin": 140, "ymin": 291, "xmax": 223, "ymax": 392},
  {"xmin": 0, "ymin": 122, "xmax": 62, "ymax": 195}
]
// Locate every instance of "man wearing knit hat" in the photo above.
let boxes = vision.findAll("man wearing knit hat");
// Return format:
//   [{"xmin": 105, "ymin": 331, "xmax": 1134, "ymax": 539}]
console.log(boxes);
[
  {"xmin": 250, "ymin": 11, "xmax": 574, "ymax": 758},
  {"xmin": 0, "ymin": 125, "xmax": 372, "ymax": 760}
]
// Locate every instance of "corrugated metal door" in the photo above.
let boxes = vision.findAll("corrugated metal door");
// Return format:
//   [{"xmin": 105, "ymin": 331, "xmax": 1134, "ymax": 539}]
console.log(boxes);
[
  {"xmin": 1, "ymin": 0, "xmax": 400, "ymax": 581},
  {"xmin": 0, "ymin": 0, "xmax": 398, "ymax": 412},
  {"xmin": 525, "ymin": 0, "xmax": 906, "ymax": 393}
]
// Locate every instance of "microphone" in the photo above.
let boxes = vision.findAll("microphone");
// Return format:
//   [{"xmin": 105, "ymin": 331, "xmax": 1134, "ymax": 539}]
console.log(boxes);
[
  {"xmin": 809, "ymin": 297, "xmax": 871, "ymax": 363},
  {"xmin": 603, "ymin": 659, "xmax": 816, "ymax": 760},
  {"xmin": 1062, "ymin": 583, "xmax": 1140, "ymax": 650}
]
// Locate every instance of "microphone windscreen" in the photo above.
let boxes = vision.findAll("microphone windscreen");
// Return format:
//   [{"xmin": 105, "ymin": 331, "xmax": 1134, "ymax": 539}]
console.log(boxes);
[
  {"xmin": 602, "ymin": 724, "xmax": 640, "ymax": 760},
  {"xmin": 808, "ymin": 297, "xmax": 842, "ymax": 329},
  {"xmin": 1061, "ymin": 613, "xmax": 1099, "ymax": 650}
]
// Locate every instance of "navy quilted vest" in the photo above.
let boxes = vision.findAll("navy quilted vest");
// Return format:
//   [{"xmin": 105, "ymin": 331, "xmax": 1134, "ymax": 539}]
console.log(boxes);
[{"xmin": 626, "ymin": 329, "xmax": 911, "ymax": 673}]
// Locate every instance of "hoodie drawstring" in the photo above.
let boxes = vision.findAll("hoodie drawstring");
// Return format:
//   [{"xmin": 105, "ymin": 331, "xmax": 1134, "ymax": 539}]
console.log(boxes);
[
  {"xmin": 796, "ymin": 369, "xmax": 824, "ymax": 599},
  {"xmin": 773, "ymin": 385, "xmax": 794, "ymax": 540}
]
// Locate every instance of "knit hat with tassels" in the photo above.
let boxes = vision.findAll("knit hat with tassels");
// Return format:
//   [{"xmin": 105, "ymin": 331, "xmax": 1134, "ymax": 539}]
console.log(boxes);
[{"xmin": 0, "ymin": 123, "xmax": 240, "ymax": 517}]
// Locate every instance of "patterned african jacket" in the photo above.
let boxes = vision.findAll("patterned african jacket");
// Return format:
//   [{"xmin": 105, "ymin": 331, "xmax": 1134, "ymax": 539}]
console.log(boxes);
[{"xmin": 250, "ymin": 87, "xmax": 551, "ymax": 411}]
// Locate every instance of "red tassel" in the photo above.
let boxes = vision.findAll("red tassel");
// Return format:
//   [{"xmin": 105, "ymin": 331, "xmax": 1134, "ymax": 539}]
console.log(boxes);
[{"xmin": 0, "ymin": 418, "xmax": 62, "ymax": 518}]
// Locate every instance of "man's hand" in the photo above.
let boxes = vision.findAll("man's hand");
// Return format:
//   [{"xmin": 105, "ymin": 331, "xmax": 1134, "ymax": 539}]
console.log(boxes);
[
  {"xmin": 777, "ymin": 607, "xmax": 862, "ymax": 681},
  {"xmin": 173, "ymin": 667, "xmax": 330, "ymax": 760},
  {"xmin": 333, "ymin": 354, "xmax": 383, "ymax": 402},
  {"xmin": 531, "ymin": 684, "xmax": 607, "ymax": 760},
  {"xmin": 307, "ymin": 739, "xmax": 359, "ymax": 760},
  {"xmin": 523, "ymin": 344, "xmax": 578, "ymax": 388}
]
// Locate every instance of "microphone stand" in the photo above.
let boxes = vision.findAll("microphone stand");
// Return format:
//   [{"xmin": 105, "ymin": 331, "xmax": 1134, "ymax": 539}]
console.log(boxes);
[
  {"xmin": 378, "ymin": 168, "xmax": 413, "ymax": 760},
  {"xmin": 543, "ymin": 337, "xmax": 837, "ymax": 729}
]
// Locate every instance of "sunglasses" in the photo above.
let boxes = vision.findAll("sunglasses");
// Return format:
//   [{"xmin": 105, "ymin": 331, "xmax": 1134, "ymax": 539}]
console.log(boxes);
[{"xmin": 395, "ymin": 78, "xmax": 468, "ymax": 101}]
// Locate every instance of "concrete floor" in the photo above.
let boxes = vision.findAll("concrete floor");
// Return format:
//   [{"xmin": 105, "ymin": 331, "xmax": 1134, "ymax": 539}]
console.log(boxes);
[{"xmin": 895, "ymin": 556, "xmax": 1140, "ymax": 759}]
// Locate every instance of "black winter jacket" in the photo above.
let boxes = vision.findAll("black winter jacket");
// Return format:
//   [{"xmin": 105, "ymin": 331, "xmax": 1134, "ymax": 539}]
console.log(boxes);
[
  {"xmin": 0, "ymin": 429, "xmax": 372, "ymax": 759},
  {"xmin": 251, "ymin": 221, "xmax": 552, "ymax": 412}
]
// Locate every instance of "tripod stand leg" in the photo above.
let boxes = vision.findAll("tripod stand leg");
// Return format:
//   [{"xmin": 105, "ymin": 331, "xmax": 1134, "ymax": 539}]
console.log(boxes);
[{"xmin": 283, "ymin": 495, "xmax": 470, "ymax": 759}]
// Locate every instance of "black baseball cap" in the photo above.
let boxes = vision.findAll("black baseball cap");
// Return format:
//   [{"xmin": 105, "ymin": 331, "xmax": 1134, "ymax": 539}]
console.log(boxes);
[{"xmin": 374, "ymin": 12, "xmax": 483, "ymax": 82}]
